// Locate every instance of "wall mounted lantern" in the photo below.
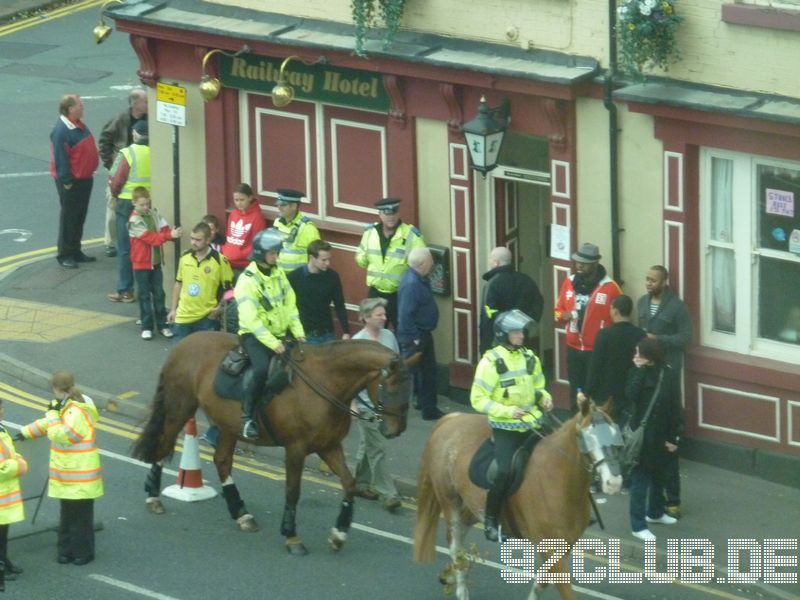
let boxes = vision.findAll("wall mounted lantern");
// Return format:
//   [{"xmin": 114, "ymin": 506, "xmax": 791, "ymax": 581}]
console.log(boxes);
[
  {"xmin": 461, "ymin": 96, "xmax": 511, "ymax": 176},
  {"xmin": 92, "ymin": 0, "xmax": 124, "ymax": 44},
  {"xmin": 270, "ymin": 55, "xmax": 327, "ymax": 108},
  {"xmin": 199, "ymin": 47, "xmax": 249, "ymax": 102}
]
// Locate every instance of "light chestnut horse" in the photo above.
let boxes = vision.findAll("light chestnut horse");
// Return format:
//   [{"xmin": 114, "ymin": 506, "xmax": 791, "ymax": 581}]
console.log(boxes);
[
  {"xmin": 413, "ymin": 399, "xmax": 622, "ymax": 599},
  {"xmin": 132, "ymin": 332, "xmax": 416, "ymax": 556}
]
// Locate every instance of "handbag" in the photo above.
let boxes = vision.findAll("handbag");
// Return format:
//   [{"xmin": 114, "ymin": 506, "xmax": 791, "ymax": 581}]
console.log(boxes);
[{"xmin": 620, "ymin": 369, "xmax": 664, "ymax": 474}]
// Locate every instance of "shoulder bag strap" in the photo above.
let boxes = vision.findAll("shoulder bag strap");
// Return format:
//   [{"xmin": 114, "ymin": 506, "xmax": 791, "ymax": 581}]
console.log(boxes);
[{"xmin": 639, "ymin": 368, "xmax": 665, "ymax": 427}]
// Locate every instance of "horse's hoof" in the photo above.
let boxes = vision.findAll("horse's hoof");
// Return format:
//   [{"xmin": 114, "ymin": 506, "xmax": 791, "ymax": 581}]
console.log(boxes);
[
  {"xmin": 237, "ymin": 514, "xmax": 260, "ymax": 532},
  {"xmin": 328, "ymin": 527, "xmax": 347, "ymax": 552},
  {"xmin": 439, "ymin": 566, "xmax": 455, "ymax": 586},
  {"xmin": 145, "ymin": 498, "xmax": 165, "ymax": 515},
  {"xmin": 285, "ymin": 537, "xmax": 308, "ymax": 556}
]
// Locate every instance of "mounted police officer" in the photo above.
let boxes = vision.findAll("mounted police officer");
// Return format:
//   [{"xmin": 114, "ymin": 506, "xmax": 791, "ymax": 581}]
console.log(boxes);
[
  {"xmin": 355, "ymin": 198, "xmax": 425, "ymax": 328},
  {"xmin": 470, "ymin": 309, "xmax": 553, "ymax": 541},
  {"xmin": 273, "ymin": 189, "xmax": 320, "ymax": 273},
  {"xmin": 234, "ymin": 228, "xmax": 306, "ymax": 439}
]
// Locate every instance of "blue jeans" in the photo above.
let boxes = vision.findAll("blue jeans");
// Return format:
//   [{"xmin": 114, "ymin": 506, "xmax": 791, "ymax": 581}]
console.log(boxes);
[
  {"xmin": 134, "ymin": 267, "xmax": 167, "ymax": 331},
  {"xmin": 305, "ymin": 332, "xmax": 336, "ymax": 345},
  {"xmin": 115, "ymin": 200, "xmax": 133, "ymax": 294},
  {"xmin": 172, "ymin": 316, "xmax": 220, "ymax": 343},
  {"xmin": 629, "ymin": 465, "xmax": 667, "ymax": 532}
]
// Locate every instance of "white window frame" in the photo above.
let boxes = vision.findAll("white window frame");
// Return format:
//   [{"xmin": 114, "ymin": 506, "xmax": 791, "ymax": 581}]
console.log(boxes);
[{"xmin": 700, "ymin": 148, "xmax": 800, "ymax": 364}]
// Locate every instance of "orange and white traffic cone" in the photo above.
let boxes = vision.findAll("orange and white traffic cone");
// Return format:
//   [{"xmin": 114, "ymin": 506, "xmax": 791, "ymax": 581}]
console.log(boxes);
[{"xmin": 162, "ymin": 417, "xmax": 217, "ymax": 502}]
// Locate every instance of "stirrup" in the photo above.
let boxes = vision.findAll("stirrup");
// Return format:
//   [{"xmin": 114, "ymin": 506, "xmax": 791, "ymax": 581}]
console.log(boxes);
[{"xmin": 241, "ymin": 419, "xmax": 258, "ymax": 440}]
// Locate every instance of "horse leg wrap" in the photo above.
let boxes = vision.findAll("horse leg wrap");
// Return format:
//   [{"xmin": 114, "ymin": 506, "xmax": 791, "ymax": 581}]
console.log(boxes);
[
  {"xmin": 335, "ymin": 499, "xmax": 354, "ymax": 532},
  {"xmin": 222, "ymin": 483, "xmax": 247, "ymax": 520},
  {"xmin": 144, "ymin": 463, "xmax": 162, "ymax": 498},
  {"xmin": 281, "ymin": 505, "xmax": 297, "ymax": 537}
]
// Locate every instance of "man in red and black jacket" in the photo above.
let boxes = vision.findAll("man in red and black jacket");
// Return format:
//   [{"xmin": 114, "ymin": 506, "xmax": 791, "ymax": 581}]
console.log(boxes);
[
  {"xmin": 50, "ymin": 94, "xmax": 100, "ymax": 269},
  {"xmin": 554, "ymin": 242, "xmax": 622, "ymax": 411}
]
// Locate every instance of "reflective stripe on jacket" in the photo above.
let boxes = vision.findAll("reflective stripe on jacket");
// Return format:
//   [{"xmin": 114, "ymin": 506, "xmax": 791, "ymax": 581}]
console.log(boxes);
[
  {"xmin": 117, "ymin": 143, "xmax": 151, "ymax": 199},
  {"xmin": 355, "ymin": 222, "xmax": 425, "ymax": 293},
  {"xmin": 274, "ymin": 213, "xmax": 320, "ymax": 272},
  {"xmin": 234, "ymin": 262, "xmax": 305, "ymax": 349},
  {"xmin": 470, "ymin": 345, "xmax": 550, "ymax": 430},
  {"xmin": 0, "ymin": 429, "xmax": 27, "ymax": 525},
  {"xmin": 20, "ymin": 396, "xmax": 103, "ymax": 500}
]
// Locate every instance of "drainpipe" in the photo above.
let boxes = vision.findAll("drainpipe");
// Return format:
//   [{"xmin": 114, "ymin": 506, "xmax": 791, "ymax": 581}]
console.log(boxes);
[{"xmin": 605, "ymin": 0, "xmax": 622, "ymax": 283}]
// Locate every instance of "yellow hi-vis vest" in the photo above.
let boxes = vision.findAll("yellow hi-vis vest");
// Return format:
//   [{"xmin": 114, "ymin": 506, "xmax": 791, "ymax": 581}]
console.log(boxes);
[
  {"xmin": 274, "ymin": 212, "xmax": 320, "ymax": 272},
  {"xmin": 355, "ymin": 221, "xmax": 425, "ymax": 294},
  {"xmin": 0, "ymin": 428, "xmax": 27, "ymax": 525},
  {"xmin": 235, "ymin": 262, "xmax": 305, "ymax": 349},
  {"xmin": 470, "ymin": 345, "xmax": 551, "ymax": 430},
  {"xmin": 118, "ymin": 143, "xmax": 151, "ymax": 200},
  {"xmin": 21, "ymin": 396, "xmax": 104, "ymax": 500}
]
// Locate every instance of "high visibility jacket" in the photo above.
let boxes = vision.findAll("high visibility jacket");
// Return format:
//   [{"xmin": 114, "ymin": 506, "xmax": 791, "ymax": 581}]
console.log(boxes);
[
  {"xmin": 0, "ymin": 428, "xmax": 27, "ymax": 525},
  {"xmin": 355, "ymin": 222, "xmax": 425, "ymax": 294},
  {"xmin": 470, "ymin": 345, "xmax": 551, "ymax": 430},
  {"xmin": 20, "ymin": 396, "xmax": 103, "ymax": 500},
  {"xmin": 235, "ymin": 262, "xmax": 305, "ymax": 350},
  {"xmin": 274, "ymin": 212, "xmax": 320, "ymax": 272},
  {"xmin": 117, "ymin": 143, "xmax": 151, "ymax": 200}
]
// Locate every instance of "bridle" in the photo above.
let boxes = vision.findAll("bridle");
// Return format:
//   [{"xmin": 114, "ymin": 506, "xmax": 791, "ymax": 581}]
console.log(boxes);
[
  {"xmin": 284, "ymin": 352, "xmax": 407, "ymax": 422},
  {"xmin": 575, "ymin": 406, "xmax": 622, "ymax": 474}
]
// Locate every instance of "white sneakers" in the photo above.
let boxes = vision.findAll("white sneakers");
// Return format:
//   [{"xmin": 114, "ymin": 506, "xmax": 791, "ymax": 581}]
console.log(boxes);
[
  {"xmin": 142, "ymin": 329, "xmax": 172, "ymax": 340},
  {"xmin": 160, "ymin": 328, "xmax": 174, "ymax": 338},
  {"xmin": 141, "ymin": 330, "xmax": 153, "ymax": 340},
  {"xmin": 646, "ymin": 514, "xmax": 678, "ymax": 525},
  {"xmin": 632, "ymin": 528, "xmax": 657, "ymax": 541}
]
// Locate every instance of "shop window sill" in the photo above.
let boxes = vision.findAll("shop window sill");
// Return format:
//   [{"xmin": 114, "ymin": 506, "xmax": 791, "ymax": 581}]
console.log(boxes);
[{"xmin": 722, "ymin": 3, "xmax": 800, "ymax": 32}]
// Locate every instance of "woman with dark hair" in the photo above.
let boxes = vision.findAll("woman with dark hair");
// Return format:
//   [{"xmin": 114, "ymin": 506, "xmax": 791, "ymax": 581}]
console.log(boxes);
[{"xmin": 625, "ymin": 337, "xmax": 683, "ymax": 541}]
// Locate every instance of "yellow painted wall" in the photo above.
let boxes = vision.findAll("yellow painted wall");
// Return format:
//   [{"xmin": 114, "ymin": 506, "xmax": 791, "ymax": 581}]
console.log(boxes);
[
  {"xmin": 206, "ymin": 0, "xmax": 800, "ymax": 97},
  {"xmin": 415, "ymin": 117, "xmax": 453, "ymax": 363},
  {"xmin": 146, "ymin": 83, "xmax": 208, "ymax": 285}
]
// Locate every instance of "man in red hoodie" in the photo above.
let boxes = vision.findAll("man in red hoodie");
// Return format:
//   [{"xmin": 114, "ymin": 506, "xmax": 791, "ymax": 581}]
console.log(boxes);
[
  {"xmin": 554, "ymin": 242, "xmax": 621, "ymax": 410},
  {"xmin": 50, "ymin": 94, "xmax": 100, "ymax": 269}
]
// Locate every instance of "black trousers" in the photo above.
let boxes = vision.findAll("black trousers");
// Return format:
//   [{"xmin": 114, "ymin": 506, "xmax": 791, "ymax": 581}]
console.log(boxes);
[
  {"xmin": 0, "ymin": 524, "xmax": 7, "ymax": 564},
  {"xmin": 566, "ymin": 346, "xmax": 592, "ymax": 412},
  {"xmin": 368, "ymin": 288, "xmax": 398, "ymax": 330},
  {"xmin": 58, "ymin": 499, "xmax": 94, "ymax": 560},
  {"xmin": 240, "ymin": 334, "xmax": 274, "ymax": 417},
  {"xmin": 486, "ymin": 429, "xmax": 536, "ymax": 517},
  {"xmin": 55, "ymin": 178, "xmax": 93, "ymax": 261},
  {"xmin": 401, "ymin": 331, "xmax": 437, "ymax": 417}
]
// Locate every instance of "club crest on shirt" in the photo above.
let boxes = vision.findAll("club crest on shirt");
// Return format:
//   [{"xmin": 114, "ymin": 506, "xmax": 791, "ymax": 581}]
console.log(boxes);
[{"xmin": 188, "ymin": 283, "xmax": 201, "ymax": 297}]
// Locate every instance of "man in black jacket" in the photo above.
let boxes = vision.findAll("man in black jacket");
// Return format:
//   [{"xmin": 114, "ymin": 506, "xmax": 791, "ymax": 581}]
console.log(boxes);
[{"xmin": 479, "ymin": 247, "xmax": 544, "ymax": 354}]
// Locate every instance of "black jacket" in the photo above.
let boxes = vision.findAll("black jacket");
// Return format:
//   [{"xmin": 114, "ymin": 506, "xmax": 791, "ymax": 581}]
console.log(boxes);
[
  {"xmin": 625, "ymin": 364, "xmax": 683, "ymax": 472},
  {"xmin": 637, "ymin": 289, "xmax": 692, "ymax": 369},
  {"xmin": 479, "ymin": 265, "xmax": 544, "ymax": 354}
]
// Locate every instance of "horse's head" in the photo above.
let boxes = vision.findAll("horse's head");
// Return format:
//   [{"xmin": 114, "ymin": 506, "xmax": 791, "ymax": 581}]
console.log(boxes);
[
  {"xmin": 367, "ymin": 352, "xmax": 417, "ymax": 438},
  {"xmin": 576, "ymin": 398, "xmax": 623, "ymax": 495}
]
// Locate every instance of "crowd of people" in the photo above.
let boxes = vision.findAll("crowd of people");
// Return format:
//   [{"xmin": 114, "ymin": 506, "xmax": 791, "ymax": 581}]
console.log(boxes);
[{"xmin": 43, "ymin": 89, "xmax": 695, "ymax": 573}]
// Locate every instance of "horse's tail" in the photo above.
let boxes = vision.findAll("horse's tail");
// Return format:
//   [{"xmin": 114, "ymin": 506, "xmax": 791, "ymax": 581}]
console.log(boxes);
[
  {"xmin": 412, "ymin": 445, "xmax": 441, "ymax": 563},
  {"xmin": 132, "ymin": 370, "xmax": 191, "ymax": 463}
]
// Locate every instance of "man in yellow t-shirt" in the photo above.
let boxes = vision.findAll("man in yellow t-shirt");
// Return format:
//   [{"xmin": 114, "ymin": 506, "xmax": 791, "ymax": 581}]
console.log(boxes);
[{"xmin": 167, "ymin": 222, "xmax": 233, "ymax": 342}]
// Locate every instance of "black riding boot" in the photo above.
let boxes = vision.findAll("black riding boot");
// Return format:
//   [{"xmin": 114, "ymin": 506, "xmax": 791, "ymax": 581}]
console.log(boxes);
[
  {"xmin": 484, "ymin": 483, "xmax": 505, "ymax": 542},
  {"xmin": 240, "ymin": 387, "xmax": 258, "ymax": 440}
]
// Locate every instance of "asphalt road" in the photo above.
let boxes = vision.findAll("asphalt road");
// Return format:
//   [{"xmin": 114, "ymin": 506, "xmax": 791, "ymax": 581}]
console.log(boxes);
[{"xmin": 0, "ymin": 1, "xmax": 141, "ymax": 261}]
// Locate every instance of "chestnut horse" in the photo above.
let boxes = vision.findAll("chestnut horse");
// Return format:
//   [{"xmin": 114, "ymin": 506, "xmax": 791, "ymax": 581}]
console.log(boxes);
[
  {"xmin": 413, "ymin": 399, "xmax": 622, "ymax": 599},
  {"xmin": 132, "ymin": 332, "xmax": 415, "ymax": 555}
]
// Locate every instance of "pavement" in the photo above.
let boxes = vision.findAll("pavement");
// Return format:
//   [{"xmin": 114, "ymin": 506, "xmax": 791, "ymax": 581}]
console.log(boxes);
[{"xmin": 1, "ymin": 244, "xmax": 799, "ymax": 599}]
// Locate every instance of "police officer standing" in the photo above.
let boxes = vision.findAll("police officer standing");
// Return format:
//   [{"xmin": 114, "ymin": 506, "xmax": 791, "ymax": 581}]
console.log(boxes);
[
  {"xmin": 355, "ymin": 198, "xmax": 425, "ymax": 328},
  {"xmin": 234, "ymin": 228, "xmax": 306, "ymax": 439},
  {"xmin": 470, "ymin": 310, "xmax": 553, "ymax": 542},
  {"xmin": 273, "ymin": 189, "xmax": 320, "ymax": 273}
]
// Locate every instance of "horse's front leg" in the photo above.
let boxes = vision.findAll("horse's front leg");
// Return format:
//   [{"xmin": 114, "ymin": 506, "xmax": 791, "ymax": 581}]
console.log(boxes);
[
  {"xmin": 282, "ymin": 444, "xmax": 308, "ymax": 556},
  {"xmin": 144, "ymin": 461, "xmax": 165, "ymax": 514},
  {"xmin": 215, "ymin": 431, "xmax": 259, "ymax": 532},
  {"xmin": 317, "ymin": 444, "xmax": 356, "ymax": 552}
]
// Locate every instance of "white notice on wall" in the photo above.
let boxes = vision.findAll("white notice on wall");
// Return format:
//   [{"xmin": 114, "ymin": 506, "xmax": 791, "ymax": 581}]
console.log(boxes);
[{"xmin": 550, "ymin": 224, "xmax": 570, "ymax": 261}]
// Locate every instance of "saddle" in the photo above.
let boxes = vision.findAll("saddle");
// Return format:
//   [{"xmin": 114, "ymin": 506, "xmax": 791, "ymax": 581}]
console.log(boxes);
[
  {"xmin": 468, "ymin": 432, "xmax": 541, "ymax": 495},
  {"xmin": 213, "ymin": 344, "xmax": 292, "ymax": 404}
]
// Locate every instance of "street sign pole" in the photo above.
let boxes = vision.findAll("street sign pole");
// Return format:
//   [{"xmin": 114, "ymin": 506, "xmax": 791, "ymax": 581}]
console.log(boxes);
[{"xmin": 155, "ymin": 82, "xmax": 187, "ymax": 273}]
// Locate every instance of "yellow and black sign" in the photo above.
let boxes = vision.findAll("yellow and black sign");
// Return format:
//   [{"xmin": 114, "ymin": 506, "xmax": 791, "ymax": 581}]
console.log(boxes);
[
  {"xmin": 156, "ymin": 82, "xmax": 187, "ymax": 106},
  {"xmin": 220, "ymin": 55, "xmax": 390, "ymax": 112}
]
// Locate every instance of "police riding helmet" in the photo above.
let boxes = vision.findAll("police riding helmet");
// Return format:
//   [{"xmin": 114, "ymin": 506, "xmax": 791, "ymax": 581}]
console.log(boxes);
[
  {"xmin": 493, "ymin": 309, "xmax": 537, "ymax": 345},
  {"xmin": 248, "ymin": 228, "xmax": 284, "ymax": 262}
]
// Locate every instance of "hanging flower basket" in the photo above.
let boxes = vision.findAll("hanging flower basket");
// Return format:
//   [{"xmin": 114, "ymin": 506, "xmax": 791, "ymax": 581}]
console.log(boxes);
[
  {"xmin": 617, "ymin": 0, "xmax": 683, "ymax": 77},
  {"xmin": 351, "ymin": 0, "xmax": 406, "ymax": 57}
]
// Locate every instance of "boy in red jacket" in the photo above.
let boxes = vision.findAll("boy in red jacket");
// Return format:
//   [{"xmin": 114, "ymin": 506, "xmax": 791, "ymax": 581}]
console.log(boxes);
[
  {"xmin": 220, "ymin": 183, "xmax": 267, "ymax": 276},
  {"xmin": 128, "ymin": 187, "xmax": 182, "ymax": 340}
]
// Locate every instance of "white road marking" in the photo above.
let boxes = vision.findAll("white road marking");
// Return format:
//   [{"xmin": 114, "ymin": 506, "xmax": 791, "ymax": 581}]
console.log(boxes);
[
  {"xmin": 0, "ymin": 171, "xmax": 50, "ymax": 179},
  {"xmin": 88, "ymin": 574, "xmax": 182, "ymax": 600},
  {"xmin": 351, "ymin": 522, "xmax": 625, "ymax": 600}
]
